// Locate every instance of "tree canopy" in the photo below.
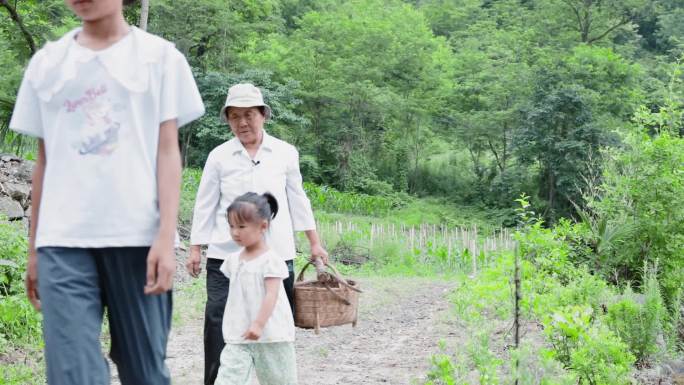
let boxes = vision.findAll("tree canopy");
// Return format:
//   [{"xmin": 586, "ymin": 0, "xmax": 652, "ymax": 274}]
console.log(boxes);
[{"xmin": 1, "ymin": 0, "xmax": 682, "ymax": 222}]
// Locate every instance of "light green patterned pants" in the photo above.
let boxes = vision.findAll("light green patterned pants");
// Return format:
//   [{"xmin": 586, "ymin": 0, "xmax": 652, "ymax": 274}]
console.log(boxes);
[{"xmin": 215, "ymin": 342, "xmax": 297, "ymax": 385}]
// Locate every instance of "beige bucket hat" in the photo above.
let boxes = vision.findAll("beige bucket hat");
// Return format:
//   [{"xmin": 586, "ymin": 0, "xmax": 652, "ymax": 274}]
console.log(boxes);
[{"xmin": 220, "ymin": 83, "xmax": 272, "ymax": 122}]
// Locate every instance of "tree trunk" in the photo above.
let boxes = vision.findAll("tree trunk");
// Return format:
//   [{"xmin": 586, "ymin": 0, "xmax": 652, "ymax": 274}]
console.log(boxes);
[
  {"xmin": 139, "ymin": 0, "xmax": 150, "ymax": 31},
  {"xmin": 0, "ymin": 0, "xmax": 36, "ymax": 54}
]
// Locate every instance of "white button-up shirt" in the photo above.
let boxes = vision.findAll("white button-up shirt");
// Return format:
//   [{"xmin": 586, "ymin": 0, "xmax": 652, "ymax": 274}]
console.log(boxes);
[{"xmin": 190, "ymin": 131, "xmax": 316, "ymax": 260}]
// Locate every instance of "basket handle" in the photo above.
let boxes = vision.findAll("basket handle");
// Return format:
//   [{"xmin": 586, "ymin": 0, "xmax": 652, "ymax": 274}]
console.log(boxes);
[
  {"xmin": 295, "ymin": 260, "xmax": 316, "ymax": 282},
  {"xmin": 295, "ymin": 256, "xmax": 327, "ymax": 282},
  {"xmin": 296, "ymin": 258, "xmax": 363, "ymax": 294},
  {"xmin": 323, "ymin": 282, "xmax": 352, "ymax": 305},
  {"xmin": 324, "ymin": 261, "xmax": 363, "ymax": 293}
]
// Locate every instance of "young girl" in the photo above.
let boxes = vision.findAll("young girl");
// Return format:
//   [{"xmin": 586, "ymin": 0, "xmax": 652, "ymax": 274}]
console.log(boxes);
[
  {"xmin": 216, "ymin": 192, "xmax": 297, "ymax": 385},
  {"xmin": 9, "ymin": 1, "xmax": 204, "ymax": 384}
]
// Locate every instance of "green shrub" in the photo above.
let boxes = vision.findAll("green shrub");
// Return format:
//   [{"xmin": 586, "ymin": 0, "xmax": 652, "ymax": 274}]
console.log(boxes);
[
  {"xmin": 606, "ymin": 267, "xmax": 668, "ymax": 363},
  {"xmin": 0, "ymin": 218, "xmax": 42, "ymax": 354},
  {"xmin": 523, "ymin": 267, "xmax": 611, "ymax": 321},
  {"xmin": 179, "ymin": 168, "xmax": 203, "ymax": 228},
  {"xmin": 590, "ymin": 118, "xmax": 684, "ymax": 306},
  {"xmin": 0, "ymin": 218, "xmax": 28, "ymax": 297},
  {"xmin": 303, "ymin": 182, "xmax": 406, "ymax": 216},
  {"xmin": 516, "ymin": 220, "xmax": 578, "ymax": 285},
  {"xmin": 0, "ymin": 294, "xmax": 42, "ymax": 351},
  {"xmin": 0, "ymin": 363, "xmax": 40, "ymax": 385},
  {"xmin": 424, "ymin": 335, "xmax": 503, "ymax": 385},
  {"xmin": 543, "ymin": 306, "xmax": 635, "ymax": 385}
]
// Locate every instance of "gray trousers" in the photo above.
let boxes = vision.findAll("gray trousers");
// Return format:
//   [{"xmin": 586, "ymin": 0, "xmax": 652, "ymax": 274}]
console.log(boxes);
[{"xmin": 37, "ymin": 247, "xmax": 172, "ymax": 385}]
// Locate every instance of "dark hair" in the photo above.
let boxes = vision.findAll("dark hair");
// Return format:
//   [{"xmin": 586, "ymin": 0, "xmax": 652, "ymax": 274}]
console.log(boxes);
[
  {"xmin": 226, "ymin": 192, "xmax": 278, "ymax": 225},
  {"xmin": 123, "ymin": 0, "xmax": 137, "ymax": 5}
]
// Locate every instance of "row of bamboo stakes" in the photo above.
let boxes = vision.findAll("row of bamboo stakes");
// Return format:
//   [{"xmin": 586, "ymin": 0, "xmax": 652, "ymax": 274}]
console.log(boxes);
[{"xmin": 314, "ymin": 221, "xmax": 516, "ymax": 274}]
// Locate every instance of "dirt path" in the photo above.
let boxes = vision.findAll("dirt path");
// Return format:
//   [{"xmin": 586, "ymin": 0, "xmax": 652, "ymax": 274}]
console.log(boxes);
[
  {"xmin": 112, "ymin": 276, "xmax": 457, "ymax": 385},
  {"xmin": 295, "ymin": 278, "xmax": 455, "ymax": 385}
]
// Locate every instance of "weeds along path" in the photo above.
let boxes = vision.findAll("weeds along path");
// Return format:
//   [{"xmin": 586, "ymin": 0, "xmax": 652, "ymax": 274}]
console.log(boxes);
[{"xmin": 112, "ymin": 276, "xmax": 458, "ymax": 385}]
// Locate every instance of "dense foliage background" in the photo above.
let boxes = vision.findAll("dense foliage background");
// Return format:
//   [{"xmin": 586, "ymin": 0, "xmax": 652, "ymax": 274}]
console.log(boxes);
[
  {"xmin": 2, "ymin": 0, "xmax": 682, "ymax": 222},
  {"xmin": 1, "ymin": 2, "xmax": 684, "ymax": 382}
]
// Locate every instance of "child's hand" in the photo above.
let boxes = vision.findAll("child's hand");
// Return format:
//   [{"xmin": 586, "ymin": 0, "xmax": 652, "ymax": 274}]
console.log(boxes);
[
  {"xmin": 242, "ymin": 322, "xmax": 264, "ymax": 341},
  {"xmin": 25, "ymin": 250, "xmax": 40, "ymax": 311}
]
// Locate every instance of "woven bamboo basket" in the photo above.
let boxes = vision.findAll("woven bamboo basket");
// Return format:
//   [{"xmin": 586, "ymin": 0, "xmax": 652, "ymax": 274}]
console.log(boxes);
[{"xmin": 294, "ymin": 260, "xmax": 362, "ymax": 334}]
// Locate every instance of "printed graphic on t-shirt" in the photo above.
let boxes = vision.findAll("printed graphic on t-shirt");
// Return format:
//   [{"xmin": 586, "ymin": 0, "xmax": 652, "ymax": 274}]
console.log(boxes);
[{"xmin": 64, "ymin": 84, "xmax": 122, "ymax": 156}]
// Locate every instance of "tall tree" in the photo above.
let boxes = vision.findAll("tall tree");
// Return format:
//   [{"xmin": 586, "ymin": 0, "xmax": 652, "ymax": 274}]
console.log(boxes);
[
  {"xmin": 514, "ymin": 46, "xmax": 641, "ymax": 220},
  {"xmin": 555, "ymin": 0, "xmax": 649, "ymax": 44},
  {"xmin": 139, "ymin": 0, "xmax": 150, "ymax": 30},
  {"xmin": 0, "ymin": 0, "xmax": 36, "ymax": 54},
  {"xmin": 245, "ymin": 0, "xmax": 453, "ymax": 193}
]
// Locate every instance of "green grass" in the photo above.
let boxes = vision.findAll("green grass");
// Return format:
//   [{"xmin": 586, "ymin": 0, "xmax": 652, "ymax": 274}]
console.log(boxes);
[
  {"xmin": 312, "ymin": 195, "xmax": 506, "ymax": 232},
  {"xmin": 172, "ymin": 277, "xmax": 207, "ymax": 327},
  {"xmin": 180, "ymin": 168, "xmax": 203, "ymax": 232},
  {"xmin": 0, "ymin": 360, "xmax": 43, "ymax": 385}
]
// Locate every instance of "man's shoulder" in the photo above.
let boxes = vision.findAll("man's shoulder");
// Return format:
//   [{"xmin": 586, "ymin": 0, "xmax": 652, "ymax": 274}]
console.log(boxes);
[
  {"xmin": 207, "ymin": 140, "xmax": 239, "ymax": 159},
  {"xmin": 265, "ymin": 134, "xmax": 297, "ymax": 156}
]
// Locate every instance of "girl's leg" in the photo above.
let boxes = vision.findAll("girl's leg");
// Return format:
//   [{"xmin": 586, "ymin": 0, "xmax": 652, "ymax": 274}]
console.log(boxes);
[
  {"xmin": 38, "ymin": 247, "xmax": 109, "ymax": 385},
  {"xmin": 205, "ymin": 257, "xmax": 230, "ymax": 385},
  {"xmin": 253, "ymin": 342, "xmax": 298, "ymax": 385},
  {"xmin": 97, "ymin": 247, "xmax": 172, "ymax": 385},
  {"xmin": 215, "ymin": 344, "xmax": 255, "ymax": 385}
]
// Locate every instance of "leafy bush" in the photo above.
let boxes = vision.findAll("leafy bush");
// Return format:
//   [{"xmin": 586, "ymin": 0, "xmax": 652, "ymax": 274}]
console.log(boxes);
[
  {"xmin": 589, "ymin": 103, "xmax": 684, "ymax": 305},
  {"xmin": 516, "ymin": 220, "xmax": 578, "ymax": 285},
  {"xmin": 0, "ymin": 218, "xmax": 28, "ymax": 297},
  {"xmin": 0, "ymin": 217, "xmax": 42, "ymax": 354},
  {"xmin": 523, "ymin": 267, "xmax": 611, "ymax": 322},
  {"xmin": 606, "ymin": 266, "xmax": 668, "ymax": 364},
  {"xmin": 0, "ymin": 363, "xmax": 39, "ymax": 385},
  {"xmin": 425, "ymin": 335, "xmax": 503, "ymax": 385},
  {"xmin": 0, "ymin": 294, "xmax": 42, "ymax": 350},
  {"xmin": 543, "ymin": 306, "xmax": 635, "ymax": 385},
  {"xmin": 179, "ymin": 168, "xmax": 203, "ymax": 229}
]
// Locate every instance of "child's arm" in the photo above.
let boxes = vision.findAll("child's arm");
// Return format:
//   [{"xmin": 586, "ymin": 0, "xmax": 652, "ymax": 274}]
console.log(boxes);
[
  {"xmin": 242, "ymin": 277, "xmax": 282, "ymax": 340},
  {"xmin": 144, "ymin": 119, "xmax": 181, "ymax": 295},
  {"xmin": 26, "ymin": 140, "xmax": 46, "ymax": 311}
]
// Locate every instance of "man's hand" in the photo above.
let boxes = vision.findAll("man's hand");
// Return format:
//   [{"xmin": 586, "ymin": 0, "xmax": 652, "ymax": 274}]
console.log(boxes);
[
  {"xmin": 144, "ymin": 238, "xmax": 176, "ymax": 295},
  {"xmin": 185, "ymin": 245, "xmax": 202, "ymax": 278},
  {"xmin": 310, "ymin": 243, "xmax": 329, "ymax": 264}
]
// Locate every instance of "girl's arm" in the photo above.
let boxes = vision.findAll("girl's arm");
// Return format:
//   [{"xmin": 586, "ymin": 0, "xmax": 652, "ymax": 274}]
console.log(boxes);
[
  {"xmin": 145, "ymin": 119, "xmax": 181, "ymax": 295},
  {"xmin": 26, "ymin": 140, "xmax": 46, "ymax": 311},
  {"xmin": 242, "ymin": 277, "xmax": 282, "ymax": 340}
]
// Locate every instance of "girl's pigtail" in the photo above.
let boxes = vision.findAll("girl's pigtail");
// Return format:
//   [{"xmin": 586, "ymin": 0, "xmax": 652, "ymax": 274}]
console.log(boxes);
[{"xmin": 263, "ymin": 193, "xmax": 279, "ymax": 220}]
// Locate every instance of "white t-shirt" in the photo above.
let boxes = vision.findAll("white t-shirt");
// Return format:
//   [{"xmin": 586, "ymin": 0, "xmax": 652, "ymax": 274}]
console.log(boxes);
[
  {"xmin": 9, "ymin": 27, "xmax": 205, "ymax": 248},
  {"xmin": 190, "ymin": 132, "xmax": 317, "ymax": 260},
  {"xmin": 220, "ymin": 249, "xmax": 295, "ymax": 344}
]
